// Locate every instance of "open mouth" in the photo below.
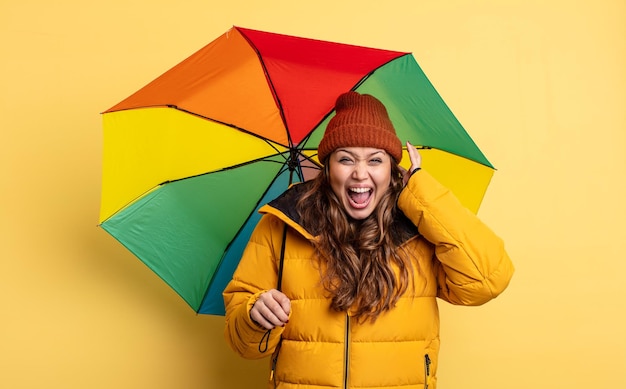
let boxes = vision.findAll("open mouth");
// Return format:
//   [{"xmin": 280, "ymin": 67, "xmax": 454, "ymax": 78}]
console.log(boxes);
[{"xmin": 347, "ymin": 187, "xmax": 372, "ymax": 209}]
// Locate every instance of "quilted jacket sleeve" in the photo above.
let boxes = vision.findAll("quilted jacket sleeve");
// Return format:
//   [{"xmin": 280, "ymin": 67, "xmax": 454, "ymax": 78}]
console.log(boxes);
[
  {"xmin": 223, "ymin": 214, "xmax": 286, "ymax": 359},
  {"xmin": 398, "ymin": 170, "xmax": 514, "ymax": 305}
]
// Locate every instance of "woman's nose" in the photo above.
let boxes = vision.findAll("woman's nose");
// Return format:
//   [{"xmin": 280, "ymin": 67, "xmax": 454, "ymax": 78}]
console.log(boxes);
[{"xmin": 352, "ymin": 162, "xmax": 368, "ymax": 179}]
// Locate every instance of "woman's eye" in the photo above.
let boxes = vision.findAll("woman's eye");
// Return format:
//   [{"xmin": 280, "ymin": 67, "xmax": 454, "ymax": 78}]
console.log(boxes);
[{"xmin": 370, "ymin": 158, "xmax": 383, "ymax": 164}]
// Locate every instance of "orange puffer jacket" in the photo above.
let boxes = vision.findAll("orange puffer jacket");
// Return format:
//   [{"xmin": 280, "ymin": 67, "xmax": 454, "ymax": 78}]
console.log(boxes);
[{"xmin": 224, "ymin": 170, "xmax": 514, "ymax": 389}]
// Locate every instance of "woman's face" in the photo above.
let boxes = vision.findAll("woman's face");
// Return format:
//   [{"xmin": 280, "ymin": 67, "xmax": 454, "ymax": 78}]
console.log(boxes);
[{"xmin": 327, "ymin": 147, "xmax": 393, "ymax": 220}]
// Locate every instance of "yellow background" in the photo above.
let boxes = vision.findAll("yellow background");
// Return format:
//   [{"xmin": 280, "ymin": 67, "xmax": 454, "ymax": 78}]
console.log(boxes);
[{"xmin": 2, "ymin": 1, "xmax": 625, "ymax": 388}]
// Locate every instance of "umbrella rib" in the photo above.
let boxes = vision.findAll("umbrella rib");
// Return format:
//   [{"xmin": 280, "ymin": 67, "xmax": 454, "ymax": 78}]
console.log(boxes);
[
  {"xmin": 351, "ymin": 52, "xmax": 413, "ymax": 91},
  {"xmin": 100, "ymin": 153, "xmax": 291, "ymax": 226},
  {"xmin": 294, "ymin": 145, "xmax": 323, "ymax": 171},
  {"xmin": 237, "ymin": 27, "xmax": 294, "ymax": 150},
  {"xmin": 162, "ymin": 104, "xmax": 292, "ymax": 149},
  {"xmin": 161, "ymin": 153, "xmax": 290, "ymax": 186}
]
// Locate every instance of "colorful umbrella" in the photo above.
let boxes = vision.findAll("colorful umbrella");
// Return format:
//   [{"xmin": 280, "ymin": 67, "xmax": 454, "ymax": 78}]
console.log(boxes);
[{"xmin": 99, "ymin": 26, "xmax": 494, "ymax": 315}]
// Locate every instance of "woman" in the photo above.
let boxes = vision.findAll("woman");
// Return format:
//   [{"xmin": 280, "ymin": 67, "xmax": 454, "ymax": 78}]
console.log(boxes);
[{"xmin": 223, "ymin": 91, "xmax": 514, "ymax": 389}]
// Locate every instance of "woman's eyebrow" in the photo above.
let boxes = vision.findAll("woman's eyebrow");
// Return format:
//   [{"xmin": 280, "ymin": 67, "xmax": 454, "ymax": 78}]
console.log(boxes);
[{"xmin": 336, "ymin": 149, "xmax": 385, "ymax": 158}]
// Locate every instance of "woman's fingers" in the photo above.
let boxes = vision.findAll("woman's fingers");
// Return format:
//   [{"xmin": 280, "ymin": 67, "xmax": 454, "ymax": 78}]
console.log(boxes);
[
  {"xmin": 251, "ymin": 302, "xmax": 283, "ymax": 329},
  {"xmin": 250, "ymin": 289, "xmax": 291, "ymax": 330},
  {"xmin": 406, "ymin": 141, "xmax": 422, "ymax": 169},
  {"xmin": 270, "ymin": 289, "xmax": 291, "ymax": 317},
  {"xmin": 401, "ymin": 142, "xmax": 422, "ymax": 187}
]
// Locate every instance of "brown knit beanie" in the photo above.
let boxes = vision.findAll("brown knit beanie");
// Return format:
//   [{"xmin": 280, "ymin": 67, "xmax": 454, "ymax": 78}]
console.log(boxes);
[{"xmin": 318, "ymin": 91, "xmax": 402, "ymax": 163}]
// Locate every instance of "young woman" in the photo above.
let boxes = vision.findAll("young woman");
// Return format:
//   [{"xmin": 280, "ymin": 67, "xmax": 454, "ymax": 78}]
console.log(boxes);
[{"xmin": 223, "ymin": 91, "xmax": 514, "ymax": 389}]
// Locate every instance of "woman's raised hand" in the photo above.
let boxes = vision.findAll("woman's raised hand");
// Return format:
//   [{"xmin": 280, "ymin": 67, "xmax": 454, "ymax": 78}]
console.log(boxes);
[{"xmin": 402, "ymin": 141, "xmax": 422, "ymax": 186}]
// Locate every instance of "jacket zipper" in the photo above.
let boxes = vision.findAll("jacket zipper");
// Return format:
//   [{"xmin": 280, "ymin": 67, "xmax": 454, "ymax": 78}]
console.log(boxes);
[
  {"xmin": 424, "ymin": 353, "xmax": 431, "ymax": 389},
  {"xmin": 343, "ymin": 314, "xmax": 351, "ymax": 389},
  {"xmin": 269, "ymin": 339, "xmax": 282, "ymax": 387}
]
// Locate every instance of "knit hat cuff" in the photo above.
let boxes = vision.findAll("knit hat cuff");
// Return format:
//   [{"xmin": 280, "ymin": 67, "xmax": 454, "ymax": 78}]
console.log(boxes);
[{"xmin": 318, "ymin": 124, "xmax": 402, "ymax": 163}]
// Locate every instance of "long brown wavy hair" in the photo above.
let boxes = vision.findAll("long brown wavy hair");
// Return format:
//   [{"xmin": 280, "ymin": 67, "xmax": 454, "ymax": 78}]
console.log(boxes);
[{"xmin": 296, "ymin": 158, "xmax": 413, "ymax": 323}]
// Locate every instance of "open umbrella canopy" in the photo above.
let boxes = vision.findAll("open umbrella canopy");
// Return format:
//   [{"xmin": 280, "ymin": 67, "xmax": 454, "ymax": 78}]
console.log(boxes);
[{"xmin": 99, "ymin": 26, "xmax": 494, "ymax": 315}]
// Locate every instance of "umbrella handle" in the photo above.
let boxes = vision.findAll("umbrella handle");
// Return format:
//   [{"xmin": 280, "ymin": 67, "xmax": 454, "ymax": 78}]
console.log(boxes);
[
  {"xmin": 258, "ymin": 224, "xmax": 288, "ymax": 355},
  {"xmin": 276, "ymin": 224, "xmax": 287, "ymax": 291}
]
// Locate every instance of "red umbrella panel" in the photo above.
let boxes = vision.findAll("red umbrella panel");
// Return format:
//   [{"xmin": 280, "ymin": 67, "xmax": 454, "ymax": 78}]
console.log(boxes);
[{"xmin": 99, "ymin": 26, "xmax": 494, "ymax": 315}]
